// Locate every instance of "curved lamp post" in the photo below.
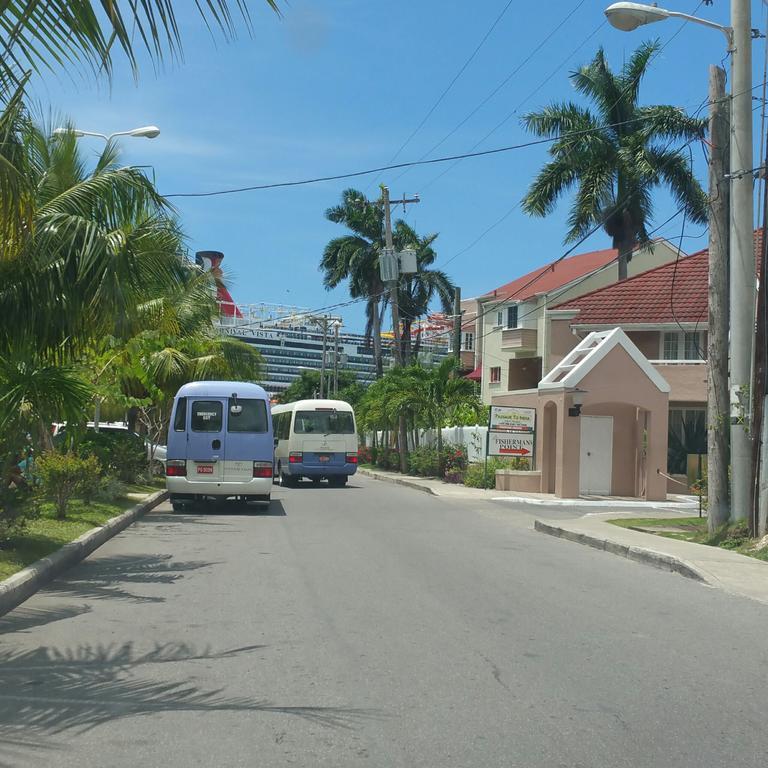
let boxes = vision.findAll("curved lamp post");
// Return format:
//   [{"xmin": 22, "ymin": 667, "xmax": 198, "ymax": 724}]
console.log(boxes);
[
  {"xmin": 52, "ymin": 125, "xmax": 161, "ymax": 142},
  {"xmin": 604, "ymin": 0, "xmax": 754, "ymax": 522}
]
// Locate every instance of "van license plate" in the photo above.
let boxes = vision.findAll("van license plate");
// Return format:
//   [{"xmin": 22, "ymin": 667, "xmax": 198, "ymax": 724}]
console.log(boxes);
[
  {"xmin": 318, "ymin": 454, "xmax": 330, "ymax": 462},
  {"xmin": 196, "ymin": 465, "xmax": 214, "ymax": 474}
]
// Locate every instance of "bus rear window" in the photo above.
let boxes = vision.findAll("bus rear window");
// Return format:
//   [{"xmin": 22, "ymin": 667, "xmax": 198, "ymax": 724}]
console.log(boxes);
[
  {"xmin": 294, "ymin": 410, "xmax": 355, "ymax": 434},
  {"xmin": 228, "ymin": 399, "xmax": 268, "ymax": 433},
  {"xmin": 191, "ymin": 401, "xmax": 223, "ymax": 432}
]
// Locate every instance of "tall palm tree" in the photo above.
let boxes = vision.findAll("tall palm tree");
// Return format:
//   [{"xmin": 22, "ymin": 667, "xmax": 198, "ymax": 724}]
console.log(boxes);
[
  {"xmin": 0, "ymin": 117, "xmax": 191, "ymax": 486},
  {"xmin": 392, "ymin": 222, "xmax": 454, "ymax": 364},
  {"xmin": 522, "ymin": 41, "xmax": 707, "ymax": 281},
  {"xmin": 0, "ymin": 121, "xmax": 185, "ymax": 358},
  {"xmin": 0, "ymin": 1, "xmax": 280, "ymax": 90},
  {"xmin": 400, "ymin": 358, "xmax": 480, "ymax": 475},
  {"xmin": 321, "ymin": 188, "xmax": 386, "ymax": 377}
]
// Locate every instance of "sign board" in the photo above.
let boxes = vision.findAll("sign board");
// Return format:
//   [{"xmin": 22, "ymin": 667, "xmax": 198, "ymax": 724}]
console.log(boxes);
[
  {"xmin": 488, "ymin": 431, "xmax": 535, "ymax": 458},
  {"xmin": 489, "ymin": 406, "xmax": 535, "ymax": 433}
]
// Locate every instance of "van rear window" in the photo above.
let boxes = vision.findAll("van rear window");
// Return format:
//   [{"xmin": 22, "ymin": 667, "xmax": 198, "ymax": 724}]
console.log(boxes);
[
  {"xmin": 173, "ymin": 398, "xmax": 187, "ymax": 431},
  {"xmin": 294, "ymin": 410, "xmax": 355, "ymax": 434},
  {"xmin": 228, "ymin": 399, "xmax": 268, "ymax": 433},
  {"xmin": 191, "ymin": 401, "xmax": 223, "ymax": 432}
]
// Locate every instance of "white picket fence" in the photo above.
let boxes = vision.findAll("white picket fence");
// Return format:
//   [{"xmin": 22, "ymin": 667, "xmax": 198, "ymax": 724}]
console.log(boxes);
[{"xmin": 370, "ymin": 425, "xmax": 489, "ymax": 462}]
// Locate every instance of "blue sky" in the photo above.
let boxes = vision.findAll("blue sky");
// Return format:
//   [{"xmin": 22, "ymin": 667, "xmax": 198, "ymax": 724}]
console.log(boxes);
[{"xmin": 30, "ymin": 0, "xmax": 764, "ymax": 332}]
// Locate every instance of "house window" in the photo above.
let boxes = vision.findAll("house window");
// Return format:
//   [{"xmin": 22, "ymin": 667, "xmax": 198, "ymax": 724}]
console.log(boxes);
[
  {"xmin": 506, "ymin": 305, "xmax": 518, "ymax": 329},
  {"xmin": 662, "ymin": 331, "xmax": 706, "ymax": 360},
  {"xmin": 462, "ymin": 332, "xmax": 474, "ymax": 351},
  {"xmin": 490, "ymin": 366, "xmax": 501, "ymax": 383},
  {"xmin": 496, "ymin": 310, "xmax": 503, "ymax": 327}
]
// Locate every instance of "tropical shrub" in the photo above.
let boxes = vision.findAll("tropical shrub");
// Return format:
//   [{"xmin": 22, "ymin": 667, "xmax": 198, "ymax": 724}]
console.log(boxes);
[
  {"xmin": 408, "ymin": 444, "xmax": 467, "ymax": 477},
  {"xmin": 463, "ymin": 458, "xmax": 530, "ymax": 489},
  {"xmin": 36, "ymin": 452, "xmax": 101, "ymax": 519},
  {"xmin": 408, "ymin": 447, "xmax": 439, "ymax": 477},
  {"xmin": 376, "ymin": 449, "xmax": 400, "ymax": 471},
  {"xmin": 442, "ymin": 444, "xmax": 468, "ymax": 474},
  {"xmin": 78, "ymin": 431, "xmax": 147, "ymax": 483},
  {"xmin": 0, "ymin": 485, "xmax": 35, "ymax": 542},
  {"xmin": 358, "ymin": 445, "xmax": 375, "ymax": 465},
  {"xmin": 92, "ymin": 476, "xmax": 128, "ymax": 503}
]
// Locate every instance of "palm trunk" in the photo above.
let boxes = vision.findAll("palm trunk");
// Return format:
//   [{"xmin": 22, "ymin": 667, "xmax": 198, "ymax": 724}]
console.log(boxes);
[
  {"xmin": 370, "ymin": 297, "xmax": 383, "ymax": 378},
  {"xmin": 436, "ymin": 421, "xmax": 444, "ymax": 477},
  {"xmin": 402, "ymin": 319, "xmax": 412, "ymax": 365},
  {"xmin": 615, "ymin": 234, "xmax": 634, "ymax": 282}
]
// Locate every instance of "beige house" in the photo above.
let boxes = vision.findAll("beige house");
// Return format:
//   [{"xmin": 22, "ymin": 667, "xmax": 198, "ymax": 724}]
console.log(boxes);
[
  {"xmin": 491, "ymin": 246, "xmax": 711, "ymax": 498},
  {"xmin": 460, "ymin": 238, "xmax": 684, "ymax": 403}
]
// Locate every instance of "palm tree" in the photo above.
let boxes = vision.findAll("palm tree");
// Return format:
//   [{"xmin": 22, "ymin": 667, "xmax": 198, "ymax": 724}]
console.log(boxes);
[
  {"xmin": 321, "ymin": 189, "xmax": 387, "ymax": 377},
  {"xmin": 522, "ymin": 41, "xmax": 707, "ymax": 281},
  {"xmin": 0, "ymin": 1, "xmax": 279, "ymax": 90},
  {"xmin": 399, "ymin": 358, "xmax": 480, "ymax": 475},
  {"xmin": 95, "ymin": 262, "xmax": 263, "ymax": 431},
  {"xmin": 0, "ymin": 117, "xmax": 195, "ymax": 485},
  {"xmin": 0, "ymin": 121, "xmax": 185, "ymax": 358},
  {"xmin": 359, "ymin": 358, "xmax": 480, "ymax": 476},
  {"xmin": 392, "ymin": 222, "xmax": 454, "ymax": 364}
]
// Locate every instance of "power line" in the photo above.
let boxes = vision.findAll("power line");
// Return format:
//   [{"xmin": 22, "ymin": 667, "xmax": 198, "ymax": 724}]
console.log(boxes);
[
  {"xmin": 396, "ymin": 0, "xmax": 591, "ymax": 175},
  {"xmin": 379, "ymin": 0, "xmax": 514, "ymax": 168},
  {"xmin": 408, "ymin": 0, "xmax": 706, "ymax": 195},
  {"xmin": 400, "ymin": 18, "xmax": 606, "ymax": 191},
  {"xmin": 163, "ymin": 116, "xmax": 669, "ymax": 199}
]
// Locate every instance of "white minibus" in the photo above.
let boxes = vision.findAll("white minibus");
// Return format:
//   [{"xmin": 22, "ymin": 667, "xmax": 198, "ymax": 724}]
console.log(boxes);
[{"xmin": 271, "ymin": 399, "xmax": 358, "ymax": 487}]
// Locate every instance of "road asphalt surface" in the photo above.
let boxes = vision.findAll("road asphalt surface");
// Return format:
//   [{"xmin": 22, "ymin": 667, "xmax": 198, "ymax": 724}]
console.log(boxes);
[{"xmin": 1, "ymin": 475, "xmax": 767, "ymax": 767}]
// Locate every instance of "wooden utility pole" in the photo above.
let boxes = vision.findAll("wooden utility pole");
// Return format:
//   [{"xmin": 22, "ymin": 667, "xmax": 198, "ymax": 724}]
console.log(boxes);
[
  {"xmin": 707, "ymin": 64, "xmax": 730, "ymax": 533},
  {"xmin": 453, "ymin": 287, "xmax": 462, "ymax": 366},
  {"xmin": 380, "ymin": 186, "xmax": 419, "ymax": 474},
  {"xmin": 319, "ymin": 316, "xmax": 328, "ymax": 399},
  {"xmin": 754, "ymin": 131, "xmax": 768, "ymax": 536},
  {"xmin": 333, "ymin": 321, "xmax": 340, "ymax": 397}
]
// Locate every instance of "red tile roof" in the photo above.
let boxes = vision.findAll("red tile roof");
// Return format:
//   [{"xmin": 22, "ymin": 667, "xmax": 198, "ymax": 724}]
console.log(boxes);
[
  {"xmin": 552, "ymin": 249, "xmax": 707, "ymax": 324},
  {"xmin": 482, "ymin": 247, "xmax": 619, "ymax": 302},
  {"xmin": 553, "ymin": 230, "xmax": 763, "ymax": 325}
]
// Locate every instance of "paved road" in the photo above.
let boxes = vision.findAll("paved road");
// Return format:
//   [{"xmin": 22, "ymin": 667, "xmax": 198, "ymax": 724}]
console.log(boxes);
[{"xmin": 1, "ymin": 476, "xmax": 767, "ymax": 767}]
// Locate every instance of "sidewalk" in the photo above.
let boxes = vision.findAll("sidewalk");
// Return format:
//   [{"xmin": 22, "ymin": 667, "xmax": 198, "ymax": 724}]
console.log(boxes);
[
  {"xmin": 357, "ymin": 467, "xmax": 696, "ymax": 508},
  {"xmin": 535, "ymin": 513, "xmax": 768, "ymax": 605}
]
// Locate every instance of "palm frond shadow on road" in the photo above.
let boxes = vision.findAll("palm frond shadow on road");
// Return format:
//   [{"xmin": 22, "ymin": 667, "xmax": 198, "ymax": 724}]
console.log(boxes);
[
  {"xmin": 0, "ymin": 604, "xmax": 91, "ymax": 634},
  {"xmin": 0, "ymin": 640, "xmax": 380, "ymax": 763},
  {"xmin": 41, "ymin": 553, "xmax": 219, "ymax": 604}
]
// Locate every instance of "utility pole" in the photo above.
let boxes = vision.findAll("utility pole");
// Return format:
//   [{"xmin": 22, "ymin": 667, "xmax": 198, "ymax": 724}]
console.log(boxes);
[
  {"xmin": 382, "ymin": 186, "xmax": 401, "ymax": 366},
  {"xmin": 319, "ymin": 316, "xmax": 328, "ymax": 399},
  {"xmin": 707, "ymin": 64, "xmax": 730, "ymax": 533},
  {"xmin": 729, "ymin": 0, "xmax": 756, "ymax": 522},
  {"xmin": 333, "ymin": 321, "xmax": 340, "ymax": 397},
  {"xmin": 380, "ymin": 185, "xmax": 419, "ymax": 473},
  {"xmin": 755, "ymin": 127, "xmax": 768, "ymax": 536},
  {"xmin": 453, "ymin": 287, "xmax": 462, "ymax": 366}
]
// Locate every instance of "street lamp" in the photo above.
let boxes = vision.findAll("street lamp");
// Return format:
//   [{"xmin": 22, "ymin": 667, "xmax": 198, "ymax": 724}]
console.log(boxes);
[
  {"xmin": 604, "ymin": 0, "xmax": 755, "ymax": 522},
  {"xmin": 52, "ymin": 125, "xmax": 161, "ymax": 142},
  {"xmin": 604, "ymin": 2, "xmax": 732, "ymax": 44}
]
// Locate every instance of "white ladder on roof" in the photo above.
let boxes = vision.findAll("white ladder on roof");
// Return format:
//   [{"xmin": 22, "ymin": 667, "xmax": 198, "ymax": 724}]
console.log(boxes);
[{"xmin": 540, "ymin": 329, "xmax": 616, "ymax": 387}]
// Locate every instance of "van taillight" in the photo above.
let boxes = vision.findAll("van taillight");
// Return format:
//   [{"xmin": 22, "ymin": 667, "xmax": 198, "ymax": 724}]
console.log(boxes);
[
  {"xmin": 166, "ymin": 460, "xmax": 186, "ymax": 477},
  {"xmin": 253, "ymin": 461, "xmax": 272, "ymax": 478},
  {"xmin": 346, "ymin": 452, "xmax": 358, "ymax": 464},
  {"xmin": 289, "ymin": 452, "xmax": 303, "ymax": 464}
]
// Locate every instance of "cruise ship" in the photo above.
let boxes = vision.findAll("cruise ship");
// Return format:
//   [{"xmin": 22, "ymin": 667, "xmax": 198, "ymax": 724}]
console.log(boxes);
[{"xmin": 197, "ymin": 251, "xmax": 451, "ymax": 399}]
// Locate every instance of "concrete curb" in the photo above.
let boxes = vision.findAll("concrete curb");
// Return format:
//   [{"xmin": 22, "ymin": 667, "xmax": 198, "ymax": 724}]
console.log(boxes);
[
  {"xmin": 533, "ymin": 519, "xmax": 706, "ymax": 583},
  {"xmin": 357, "ymin": 468, "xmax": 437, "ymax": 496},
  {"xmin": 492, "ymin": 496, "xmax": 697, "ymax": 509},
  {"xmin": 0, "ymin": 489, "xmax": 169, "ymax": 617}
]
